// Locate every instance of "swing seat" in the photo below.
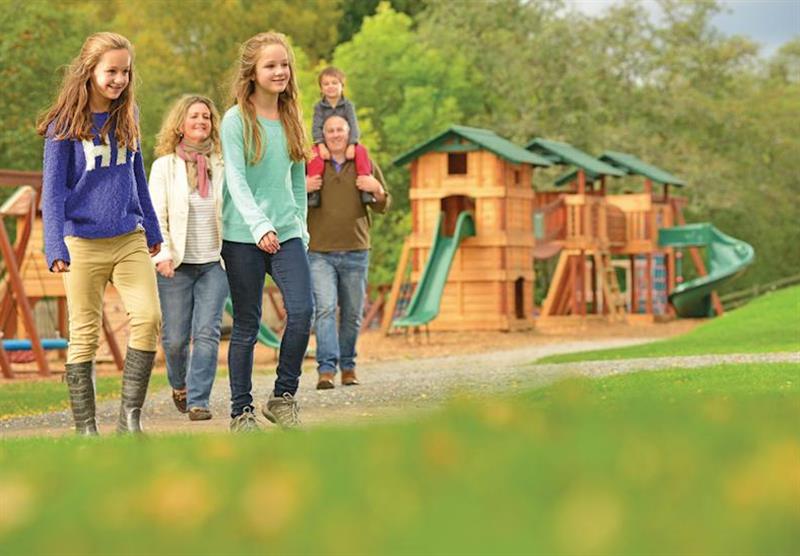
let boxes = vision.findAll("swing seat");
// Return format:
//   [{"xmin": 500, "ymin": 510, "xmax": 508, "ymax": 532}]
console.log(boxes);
[{"xmin": 2, "ymin": 338, "xmax": 69, "ymax": 351}]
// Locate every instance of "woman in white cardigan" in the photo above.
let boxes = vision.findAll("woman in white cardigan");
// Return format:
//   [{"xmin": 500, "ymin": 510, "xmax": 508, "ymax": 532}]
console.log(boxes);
[{"xmin": 150, "ymin": 95, "xmax": 227, "ymax": 421}]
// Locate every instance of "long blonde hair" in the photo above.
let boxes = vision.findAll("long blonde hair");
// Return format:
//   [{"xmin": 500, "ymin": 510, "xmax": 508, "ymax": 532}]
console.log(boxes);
[
  {"xmin": 36, "ymin": 32, "xmax": 140, "ymax": 150},
  {"xmin": 155, "ymin": 95, "xmax": 221, "ymax": 157},
  {"xmin": 230, "ymin": 32, "xmax": 307, "ymax": 164}
]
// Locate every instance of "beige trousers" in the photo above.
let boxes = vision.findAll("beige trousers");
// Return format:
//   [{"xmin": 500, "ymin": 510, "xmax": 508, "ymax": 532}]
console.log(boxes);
[{"xmin": 64, "ymin": 230, "xmax": 161, "ymax": 364}]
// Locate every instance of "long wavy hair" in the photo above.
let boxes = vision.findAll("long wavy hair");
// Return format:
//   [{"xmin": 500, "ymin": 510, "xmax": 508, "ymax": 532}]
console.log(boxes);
[
  {"xmin": 36, "ymin": 32, "xmax": 139, "ymax": 150},
  {"xmin": 154, "ymin": 94, "xmax": 221, "ymax": 157},
  {"xmin": 230, "ymin": 32, "xmax": 307, "ymax": 164}
]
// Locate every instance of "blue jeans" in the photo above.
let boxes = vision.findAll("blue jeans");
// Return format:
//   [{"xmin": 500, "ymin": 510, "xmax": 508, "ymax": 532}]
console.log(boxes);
[
  {"xmin": 309, "ymin": 250, "xmax": 369, "ymax": 374},
  {"xmin": 221, "ymin": 238, "xmax": 313, "ymax": 417},
  {"xmin": 157, "ymin": 261, "xmax": 228, "ymax": 409}
]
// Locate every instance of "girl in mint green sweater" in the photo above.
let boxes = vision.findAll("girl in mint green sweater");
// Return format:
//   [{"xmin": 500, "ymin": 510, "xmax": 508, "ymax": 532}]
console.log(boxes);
[{"xmin": 221, "ymin": 32, "xmax": 312, "ymax": 431}]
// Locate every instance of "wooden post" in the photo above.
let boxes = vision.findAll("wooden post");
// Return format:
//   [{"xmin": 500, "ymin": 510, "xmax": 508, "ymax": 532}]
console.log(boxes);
[
  {"xmin": 57, "ymin": 297, "xmax": 68, "ymax": 360},
  {"xmin": 381, "ymin": 237, "xmax": 412, "ymax": 334},
  {"xmin": 0, "ymin": 341, "xmax": 11, "ymax": 378},
  {"xmin": 673, "ymin": 202, "xmax": 724, "ymax": 316},
  {"xmin": 580, "ymin": 252, "xmax": 587, "ymax": 316},
  {"xmin": 646, "ymin": 254, "xmax": 653, "ymax": 315},
  {"xmin": 0, "ymin": 219, "xmax": 49, "ymax": 376},
  {"xmin": 577, "ymin": 169, "xmax": 586, "ymax": 195},
  {"xmin": 101, "ymin": 310, "xmax": 125, "ymax": 371},
  {"xmin": 570, "ymin": 255, "xmax": 578, "ymax": 315},
  {"xmin": 630, "ymin": 255, "xmax": 637, "ymax": 314},
  {"xmin": 590, "ymin": 254, "xmax": 598, "ymax": 314}
]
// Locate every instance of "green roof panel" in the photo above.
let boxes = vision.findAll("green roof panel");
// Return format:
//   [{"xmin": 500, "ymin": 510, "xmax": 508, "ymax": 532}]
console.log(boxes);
[
  {"xmin": 553, "ymin": 168, "xmax": 600, "ymax": 187},
  {"xmin": 599, "ymin": 151, "xmax": 686, "ymax": 186},
  {"xmin": 525, "ymin": 138, "xmax": 626, "ymax": 177},
  {"xmin": 393, "ymin": 125, "xmax": 552, "ymax": 167}
]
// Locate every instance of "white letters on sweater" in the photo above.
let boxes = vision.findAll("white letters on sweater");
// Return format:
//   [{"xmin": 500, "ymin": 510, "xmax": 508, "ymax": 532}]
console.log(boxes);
[{"xmin": 82, "ymin": 140, "xmax": 128, "ymax": 171}]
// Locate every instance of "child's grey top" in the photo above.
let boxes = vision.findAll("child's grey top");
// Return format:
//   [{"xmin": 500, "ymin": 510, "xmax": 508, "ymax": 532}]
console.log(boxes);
[{"xmin": 312, "ymin": 96, "xmax": 360, "ymax": 145}]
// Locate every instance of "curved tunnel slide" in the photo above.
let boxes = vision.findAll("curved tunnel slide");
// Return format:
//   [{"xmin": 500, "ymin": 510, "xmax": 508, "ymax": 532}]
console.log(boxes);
[
  {"xmin": 393, "ymin": 211, "xmax": 476, "ymax": 328},
  {"xmin": 658, "ymin": 223, "xmax": 754, "ymax": 318}
]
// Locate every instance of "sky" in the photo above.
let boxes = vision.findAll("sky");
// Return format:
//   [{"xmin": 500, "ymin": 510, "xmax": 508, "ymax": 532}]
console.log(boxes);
[{"xmin": 568, "ymin": 0, "xmax": 800, "ymax": 56}]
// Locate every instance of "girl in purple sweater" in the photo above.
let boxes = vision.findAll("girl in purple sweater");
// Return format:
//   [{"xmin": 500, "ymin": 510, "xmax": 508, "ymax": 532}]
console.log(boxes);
[{"xmin": 36, "ymin": 32, "xmax": 163, "ymax": 435}]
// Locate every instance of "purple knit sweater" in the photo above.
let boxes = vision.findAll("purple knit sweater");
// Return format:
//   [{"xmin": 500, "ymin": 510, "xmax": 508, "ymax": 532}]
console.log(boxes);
[{"xmin": 41, "ymin": 112, "xmax": 162, "ymax": 268}]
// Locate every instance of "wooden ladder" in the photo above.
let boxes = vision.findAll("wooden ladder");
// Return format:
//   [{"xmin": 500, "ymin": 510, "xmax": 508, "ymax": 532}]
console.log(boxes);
[{"xmin": 594, "ymin": 252, "xmax": 626, "ymax": 320}]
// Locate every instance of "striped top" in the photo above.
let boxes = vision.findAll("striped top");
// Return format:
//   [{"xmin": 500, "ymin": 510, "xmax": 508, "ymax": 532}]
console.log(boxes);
[{"xmin": 182, "ymin": 188, "xmax": 220, "ymax": 264}]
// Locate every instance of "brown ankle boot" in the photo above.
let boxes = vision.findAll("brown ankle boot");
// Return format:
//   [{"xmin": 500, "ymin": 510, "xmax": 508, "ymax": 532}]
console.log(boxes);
[
  {"xmin": 316, "ymin": 372, "xmax": 335, "ymax": 390},
  {"xmin": 341, "ymin": 369, "xmax": 359, "ymax": 386}
]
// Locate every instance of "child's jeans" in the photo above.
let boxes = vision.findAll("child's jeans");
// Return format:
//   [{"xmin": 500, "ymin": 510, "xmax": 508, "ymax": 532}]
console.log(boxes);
[
  {"xmin": 221, "ymin": 238, "xmax": 313, "ymax": 418},
  {"xmin": 307, "ymin": 143, "xmax": 372, "ymax": 177}
]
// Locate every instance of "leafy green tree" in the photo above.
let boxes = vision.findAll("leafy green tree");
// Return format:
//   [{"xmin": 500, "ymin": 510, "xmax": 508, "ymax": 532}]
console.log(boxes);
[
  {"xmin": 336, "ymin": 0, "xmax": 426, "ymax": 48},
  {"xmin": 0, "ymin": 1, "xmax": 97, "ymax": 172},
  {"xmin": 334, "ymin": 3, "xmax": 475, "ymax": 184},
  {"xmin": 107, "ymin": 0, "xmax": 331, "ymax": 163}
]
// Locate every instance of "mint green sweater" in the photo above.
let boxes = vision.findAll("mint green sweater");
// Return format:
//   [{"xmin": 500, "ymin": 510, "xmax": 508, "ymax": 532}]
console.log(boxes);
[{"xmin": 220, "ymin": 105, "xmax": 308, "ymax": 246}]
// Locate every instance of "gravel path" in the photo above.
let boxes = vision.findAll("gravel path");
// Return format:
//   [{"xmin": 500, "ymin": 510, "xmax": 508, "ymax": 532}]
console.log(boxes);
[{"xmin": 3, "ymin": 337, "xmax": 798, "ymax": 438}]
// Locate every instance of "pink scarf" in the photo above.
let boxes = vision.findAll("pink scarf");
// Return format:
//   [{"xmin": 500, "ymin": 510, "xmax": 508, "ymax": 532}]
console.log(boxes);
[{"xmin": 176, "ymin": 140, "xmax": 212, "ymax": 198}]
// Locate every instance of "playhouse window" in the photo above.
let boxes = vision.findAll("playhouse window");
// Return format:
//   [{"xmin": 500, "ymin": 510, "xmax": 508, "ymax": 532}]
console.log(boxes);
[{"xmin": 447, "ymin": 153, "xmax": 468, "ymax": 175}]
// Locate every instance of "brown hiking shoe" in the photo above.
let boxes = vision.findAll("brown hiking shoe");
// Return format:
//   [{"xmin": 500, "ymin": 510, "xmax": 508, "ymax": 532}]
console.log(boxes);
[
  {"xmin": 316, "ymin": 372, "xmax": 335, "ymax": 390},
  {"xmin": 172, "ymin": 389, "xmax": 188, "ymax": 413},
  {"xmin": 341, "ymin": 369, "xmax": 360, "ymax": 386},
  {"xmin": 188, "ymin": 407, "xmax": 212, "ymax": 421}
]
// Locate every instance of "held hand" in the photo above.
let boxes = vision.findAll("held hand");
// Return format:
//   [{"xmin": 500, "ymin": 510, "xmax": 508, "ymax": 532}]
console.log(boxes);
[
  {"xmin": 306, "ymin": 175, "xmax": 323, "ymax": 192},
  {"xmin": 50, "ymin": 260, "xmax": 70, "ymax": 273},
  {"xmin": 345, "ymin": 144, "xmax": 356, "ymax": 160},
  {"xmin": 318, "ymin": 143, "xmax": 331, "ymax": 160},
  {"xmin": 156, "ymin": 260, "xmax": 175, "ymax": 278},
  {"xmin": 149, "ymin": 243, "xmax": 162, "ymax": 257},
  {"xmin": 258, "ymin": 231, "xmax": 280, "ymax": 254}
]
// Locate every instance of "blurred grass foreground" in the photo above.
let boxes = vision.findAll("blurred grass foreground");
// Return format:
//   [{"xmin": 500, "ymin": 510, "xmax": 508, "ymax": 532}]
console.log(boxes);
[{"xmin": 1, "ymin": 363, "xmax": 797, "ymax": 555}]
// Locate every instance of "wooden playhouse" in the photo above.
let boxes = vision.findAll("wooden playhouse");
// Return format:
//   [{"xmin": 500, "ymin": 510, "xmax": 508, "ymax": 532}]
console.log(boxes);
[{"xmin": 383, "ymin": 125, "xmax": 551, "ymax": 332}]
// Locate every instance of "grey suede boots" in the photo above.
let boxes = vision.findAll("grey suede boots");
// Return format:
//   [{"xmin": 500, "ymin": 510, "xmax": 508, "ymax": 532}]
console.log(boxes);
[
  {"xmin": 116, "ymin": 347, "xmax": 156, "ymax": 434},
  {"xmin": 65, "ymin": 361, "xmax": 99, "ymax": 436}
]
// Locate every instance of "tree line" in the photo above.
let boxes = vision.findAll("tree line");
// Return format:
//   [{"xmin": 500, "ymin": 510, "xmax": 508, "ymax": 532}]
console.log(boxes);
[{"xmin": 1, "ymin": 0, "xmax": 797, "ymax": 289}]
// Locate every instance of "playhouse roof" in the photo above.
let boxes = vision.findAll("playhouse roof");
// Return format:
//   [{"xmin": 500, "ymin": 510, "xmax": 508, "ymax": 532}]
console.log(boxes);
[
  {"xmin": 553, "ymin": 168, "xmax": 600, "ymax": 187},
  {"xmin": 599, "ymin": 151, "xmax": 686, "ymax": 186},
  {"xmin": 525, "ymin": 138, "xmax": 626, "ymax": 177},
  {"xmin": 393, "ymin": 125, "xmax": 552, "ymax": 167}
]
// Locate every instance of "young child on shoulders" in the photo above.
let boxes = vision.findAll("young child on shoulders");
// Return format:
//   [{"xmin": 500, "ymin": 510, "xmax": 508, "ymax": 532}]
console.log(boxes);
[{"xmin": 307, "ymin": 67, "xmax": 373, "ymax": 205}]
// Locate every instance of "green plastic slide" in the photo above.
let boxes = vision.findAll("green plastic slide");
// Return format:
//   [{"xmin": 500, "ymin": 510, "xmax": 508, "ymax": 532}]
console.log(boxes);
[
  {"xmin": 393, "ymin": 211, "xmax": 476, "ymax": 328},
  {"xmin": 224, "ymin": 297, "xmax": 280, "ymax": 349},
  {"xmin": 658, "ymin": 223, "xmax": 754, "ymax": 317}
]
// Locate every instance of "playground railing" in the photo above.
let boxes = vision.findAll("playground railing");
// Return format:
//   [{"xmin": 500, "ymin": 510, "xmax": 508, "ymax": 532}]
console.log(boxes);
[
  {"xmin": 719, "ymin": 273, "xmax": 800, "ymax": 310},
  {"xmin": 564, "ymin": 195, "xmax": 609, "ymax": 250}
]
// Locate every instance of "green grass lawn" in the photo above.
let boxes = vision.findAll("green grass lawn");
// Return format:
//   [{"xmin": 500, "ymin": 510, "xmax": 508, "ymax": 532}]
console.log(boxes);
[
  {"xmin": 539, "ymin": 285, "xmax": 800, "ymax": 364},
  {"xmin": 0, "ymin": 363, "xmax": 796, "ymax": 555},
  {"xmin": 0, "ymin": 374, "xmax": 169, "ymax": 420}
]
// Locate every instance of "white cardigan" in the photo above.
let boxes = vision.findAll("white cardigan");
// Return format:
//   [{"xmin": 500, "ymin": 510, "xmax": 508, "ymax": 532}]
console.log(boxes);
[{"xmin": 148, "ymin": 152, "xmax": 224, "ymax": 267}]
